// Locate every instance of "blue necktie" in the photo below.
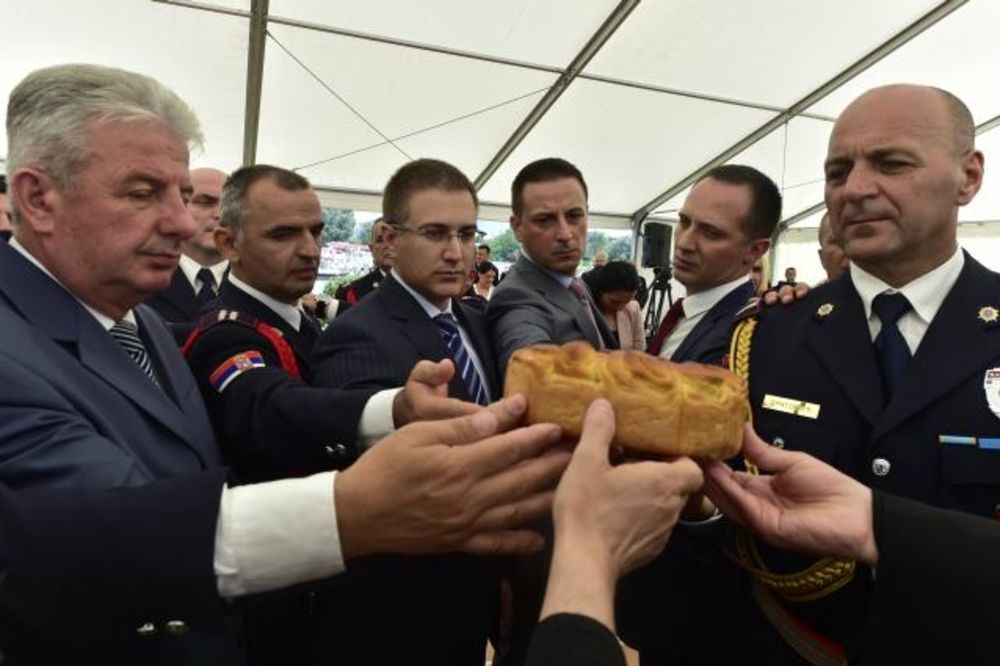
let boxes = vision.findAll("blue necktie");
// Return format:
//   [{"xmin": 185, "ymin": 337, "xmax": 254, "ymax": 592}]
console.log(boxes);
[
  {"xmin": 872, "ymin": 292, "xmax": 912, "ymax": 400},
  {"xmin": 434, "ymin": 313, "xmax": 488, "ymax": 405},
  {"xmin": 196, "ymin": 268, "xmax": 216, "ymax": 306},
  {"xmin": 109, "ymin": 320, "xmax": 160, "ymax": 386}
]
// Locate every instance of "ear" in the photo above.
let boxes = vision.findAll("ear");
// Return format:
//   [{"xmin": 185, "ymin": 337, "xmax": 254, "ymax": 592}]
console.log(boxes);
[
  {"xmin": 955, "ymin": 149, "xmax": 984, "ymax": 206},
  {"xmin": 11, "ymin": 168, "xmax": 60, "ymax": 234},
  {"xmin": 214, "ymin": 226, "xmax": 239, "ymax": 264},
  {"xmin": 509, "ymin": 214, "xmax": 523, "ymax": 242},
  {"xmin": 746, "ymin": 238, "xmax": 771, "ymax": 266}
]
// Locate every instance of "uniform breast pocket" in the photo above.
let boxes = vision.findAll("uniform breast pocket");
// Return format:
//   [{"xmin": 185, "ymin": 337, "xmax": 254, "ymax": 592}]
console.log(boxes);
[
  {"xmin": 940, "ymin": 444, "xmax": 1000, "ymax": 487},
  {"xmin": 753, "ymin": 411, "xmax": 841, "ymax": 465}
]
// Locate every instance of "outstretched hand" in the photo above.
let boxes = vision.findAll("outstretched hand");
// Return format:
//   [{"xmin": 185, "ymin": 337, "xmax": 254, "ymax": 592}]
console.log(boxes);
[{"xmin": 703, "ymin": 425, "xmax": 877, "ymax": 565}]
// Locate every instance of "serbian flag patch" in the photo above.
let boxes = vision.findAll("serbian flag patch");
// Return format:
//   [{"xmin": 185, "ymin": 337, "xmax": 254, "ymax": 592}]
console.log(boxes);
[{"xmin": 209, "ymin": 351, "xmax": 266, "ymax": 393}]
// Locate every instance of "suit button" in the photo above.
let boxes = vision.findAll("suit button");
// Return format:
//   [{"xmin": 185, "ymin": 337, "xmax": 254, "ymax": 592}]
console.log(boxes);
[
  {"xmin": 871, "ymin": 458, "xmax": 891, "ymax": 477},
  {"xmin": 326, "ymin": 444, "xmax": 348, "ymax": 457},
  {"xmin": 164, "ymin": 620, "xmax": 189, "ymax": 636},
  {"xmin": 136, "ymin": 622, "xmax": 158, "ymax": 637},
  {"xmin": 771, "ymin": 437, "xmax": 785, "ymax": 449}
]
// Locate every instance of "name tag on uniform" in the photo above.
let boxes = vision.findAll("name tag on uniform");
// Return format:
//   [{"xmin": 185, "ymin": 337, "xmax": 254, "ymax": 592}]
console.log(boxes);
[{"xmin": 761, "ymin": 394, "xmax": 820, "ymax": 419}]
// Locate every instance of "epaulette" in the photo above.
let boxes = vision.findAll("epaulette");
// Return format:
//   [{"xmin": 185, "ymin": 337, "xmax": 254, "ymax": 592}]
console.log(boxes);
[
  {"xmin": 182, "ymin": 308, "xmax": 301, "ymax": 379},
  {"xmin": 733, "ymin": 296, "xmax": 761, "ymax": 323}
]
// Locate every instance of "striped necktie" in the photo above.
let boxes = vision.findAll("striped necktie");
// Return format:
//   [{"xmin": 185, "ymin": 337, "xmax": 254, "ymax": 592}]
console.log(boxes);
[
  {"xmin": 434, "ymin": 313, "xmax": 488, "ymax": 405},
  {"xmin": 109, "ymin": 320, "xmax": 160, "ymax": 386}
]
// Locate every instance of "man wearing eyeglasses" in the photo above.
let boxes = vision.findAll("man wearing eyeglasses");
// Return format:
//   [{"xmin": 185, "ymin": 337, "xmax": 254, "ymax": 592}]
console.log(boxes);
[{"xmin": 311, "ymin": 158, "xmax": 502, "ymax": 664}]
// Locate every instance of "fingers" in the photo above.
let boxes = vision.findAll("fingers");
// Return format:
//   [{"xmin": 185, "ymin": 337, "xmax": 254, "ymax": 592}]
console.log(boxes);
[
  {"xmin": 404, "ymin": 405, "xmax": 505, "ymax": 448},
  {"xmin": 415, "ymin": 396, "xmax": 483, "ymax": 420},
  {"xmin": 461, "ymin": 529, "xmax": 546, "ymax": 556},
  {"xmin": 484, "ymin": 394, "xmax": 528, "ymax": 433},
  {"xmin": 470, "ymin": 448, "xmax": 569, "ymax": 520},
  {"xmin": 458, "ymin": 421, "xmax": 565, "ymax": 478},
  {"xmin": 762, "ymin": 290, "xmax": 779, "ymax": 306},
  {"xmin": 472, "ymin": 489, "xmax": 558, "ymax": 536},
  {"xmin": 664, "ymin": 456, "xmax": 705, "ymax": 495},
  {"xmin": 569, "ymin": 399, "xmax": 616, "ymax": 469},
  {"xmin": 741, "ymin": 424, "xmax": 800, "ymax": 473},
  {"xmin": 406, "ymin": 358, "xmax": 455, "ymax": 387}
]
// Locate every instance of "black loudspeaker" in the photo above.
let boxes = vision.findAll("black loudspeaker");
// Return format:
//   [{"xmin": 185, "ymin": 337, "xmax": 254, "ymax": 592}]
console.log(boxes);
[{"xmin": 641, "ymin": 222, "xmax": 672, "ymax": 268}]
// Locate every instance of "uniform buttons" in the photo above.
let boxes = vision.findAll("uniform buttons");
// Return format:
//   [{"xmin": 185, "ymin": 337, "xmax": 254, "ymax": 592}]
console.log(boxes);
[
  {"xmin": 771, "ymin": 437, "xmax": 785, "ymax": 449},
  {"xmin": 164, "ymin": 620, "xmax": 189, "ymax": 636},
  {"xmin": 136, "ymin": 622, "xmax": 158, "ymax": 637},
  {"xmin": 326, "ymin": 444, "xmax": 348, "ymax": 457},
  {"xmin": 871, "ymin": 458, "xmax": 891, "ymax": 477}
]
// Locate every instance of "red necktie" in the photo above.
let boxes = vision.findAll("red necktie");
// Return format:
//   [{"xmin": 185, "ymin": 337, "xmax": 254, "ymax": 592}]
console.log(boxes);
[
  {"xmin": 568, "ymin": 278, "xmax": 606, "ymax": 350},
  {"xmin": 646, "ymin": 297, "xmax": 685, "ymax": 356}
]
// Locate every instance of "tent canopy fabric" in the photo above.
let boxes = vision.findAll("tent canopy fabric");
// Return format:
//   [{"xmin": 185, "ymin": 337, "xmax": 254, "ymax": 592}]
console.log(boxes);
[{"xmin": 2, "ymin": 0, "xmax": 998, "ymax": 230}]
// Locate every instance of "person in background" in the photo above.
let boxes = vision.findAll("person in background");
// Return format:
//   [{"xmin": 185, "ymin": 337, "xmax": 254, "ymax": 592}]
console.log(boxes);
[
  {"xmin": 774, "ymin": 265, "xmax": 797, "ymax": 289},
  {"xmin": 582, "ymin": 261, "xmax": 644, "ymax": 351},
  {"xmin": 817, "ymin": 212, "xmax": 850, "ymax": 282},
  {"xmin": 473, "ymin": 260, "xmax": 498, "ymax": 301}
]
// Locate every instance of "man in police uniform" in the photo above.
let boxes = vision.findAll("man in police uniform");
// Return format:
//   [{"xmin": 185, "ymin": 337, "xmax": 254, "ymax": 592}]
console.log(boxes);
[{"xmin": 727, "ymin": 84, "xmax": 1000, "ymax": 662}]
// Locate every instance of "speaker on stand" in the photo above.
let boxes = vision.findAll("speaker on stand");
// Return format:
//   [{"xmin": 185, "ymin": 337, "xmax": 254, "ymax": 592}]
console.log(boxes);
[{"xmin": 641, "ymin": 222, "xmax": 674, "ymax": 342}]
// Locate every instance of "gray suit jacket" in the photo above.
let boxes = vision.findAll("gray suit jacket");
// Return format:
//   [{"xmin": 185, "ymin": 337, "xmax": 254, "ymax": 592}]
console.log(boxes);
[{"xmin": 487, "ymin": 255, "xmax": 617, "ymax": 378}]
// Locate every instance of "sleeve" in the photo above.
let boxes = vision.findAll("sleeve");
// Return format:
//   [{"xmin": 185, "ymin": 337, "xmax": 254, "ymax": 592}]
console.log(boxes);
[
  {"xmin": 0, "ymin": 470, "xmax": 229, "ymax": 642},
  {"xmin": 858, "ymin": 492, "xmax": 1000, "ymax": 664},
  {"xmin": 185, "ymin": 324, "xmax": 376, "ymax": 478},
  {"xmin": 486, "ymin": 286, "xmax": 556, "ymax": 378},
  {"xmin": 311, "ymin": 316, "xmax": 409, "ymax": 392},
  {"xmin": 525, "ymin": 614, "xmax": 626, "ymax": 666}
]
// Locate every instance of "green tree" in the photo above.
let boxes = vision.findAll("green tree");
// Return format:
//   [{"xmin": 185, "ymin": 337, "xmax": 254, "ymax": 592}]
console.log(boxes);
[
  {"xmin": 585, "ymin": 231, "xmax": 609, "ymax": 261},
  {"xmin": 487, "ymin": 229, "xmax": 522, "ymax": 262},
  {"xmin": 321, "ymin": 208, "xmax": 356, "ymax": 244},
  {"xmin": 353, "ymin": 220, "xmax": 373, "ymax": 244},
  {"xmin": 606, "ymin": 236, "xmax": 633, "ymax": 261}
]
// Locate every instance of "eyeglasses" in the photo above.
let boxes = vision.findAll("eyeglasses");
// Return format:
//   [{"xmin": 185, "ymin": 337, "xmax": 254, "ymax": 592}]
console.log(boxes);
[{"xmin": 392, "ymin": 225, "xmax": 486, "ymax": 245}]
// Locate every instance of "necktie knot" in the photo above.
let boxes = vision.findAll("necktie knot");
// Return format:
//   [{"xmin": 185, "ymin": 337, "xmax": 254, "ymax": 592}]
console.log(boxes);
[
  {"xmin": 109, "ymin": 320, "xmax": 159, "ymax": 386},
  {"xmin": 568, "ymin": 278, "xmax": 590, "ymax": 302},
  {"xmin": 872, "ymin": 292, "xmax": 910, "ymax": 327},
  {"xmin": 196, "ymin": 268, "xmax": 217, "ymax": 305},
  {"xmin": 434, "ymin": 312, "xmax": 459, "ymax": 337},
  {"xmin": 197, "ymin": 267, "xmax": 216, "ymax": 290}
]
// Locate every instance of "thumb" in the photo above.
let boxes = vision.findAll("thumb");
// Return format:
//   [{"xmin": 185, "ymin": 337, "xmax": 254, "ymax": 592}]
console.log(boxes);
[
  {"xmin": 407, "ymin": 358, "xmax": 455, "ymax": 387},
  {"xmin": 742, "ymin": 424, "xmax": 797, "ymax": 473},
  {"xmin": 569, "ymin": 399, "xmax": 616, "ymax": 470}
]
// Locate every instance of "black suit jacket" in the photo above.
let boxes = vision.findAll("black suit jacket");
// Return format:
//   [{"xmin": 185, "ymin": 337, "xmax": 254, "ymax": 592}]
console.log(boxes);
[
  {"xmin": 311, "ymin": 273, "xmax": 501, "ymax": 665},
  {"xmin": 184, "ymin": 280, "xmax": 376, "ymax": 484},
  {"xmin": 669, "ymin": 280, "xmax": 756, "ymax": 363},
  {"xmin": 145, "ymin": 267, "xmax": 203, "ymax": 344},
  {"xmin": 334, "ymin": 268, "xmax": 384, "ymax": 309},
  {"xmin": 313, "ymin": 272, "xmax": 500, "ymax": 401},
  {"xmin": 742, "ymin": 253, "xmax": 1000, "ymax": 656}
]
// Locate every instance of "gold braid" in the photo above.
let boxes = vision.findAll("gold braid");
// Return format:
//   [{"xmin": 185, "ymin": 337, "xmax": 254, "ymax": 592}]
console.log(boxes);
[{"xmin": 727, "ymin": 314, "xmax": 856, "ymax": 602}]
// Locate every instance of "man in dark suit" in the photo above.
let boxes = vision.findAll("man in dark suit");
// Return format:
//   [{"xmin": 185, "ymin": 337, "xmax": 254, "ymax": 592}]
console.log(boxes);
[
  {"xmin": 621, "ymin": 164, "xmax": 785, "ymax": 665},
  {"xmin": 646, "ymin": 164, "xmax": 778, "ymax": 364},
  {"xmin": 702, "ymin": 84, "xmax": 998, "ymax": 662},
  {"xmin": 488, "ymin": 157, "xmax": 618, "ymax": 379},
  {"xmin": 145, "ymin": 167, "xmax": 228, "ymax": 343},
  {"xmin": 312, "ymin": 158, "xmax": 501, "ymax": 665},
  {"xmin": 334, "ymin": 217, "xmax": 394, "ymax": 308},
  {"xmin": 0, "ymin": 63, "xmax": 572, "ymax": 666}
]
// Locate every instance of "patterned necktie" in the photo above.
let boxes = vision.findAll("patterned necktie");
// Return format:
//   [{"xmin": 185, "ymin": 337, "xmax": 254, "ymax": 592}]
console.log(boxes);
[
  {"xmin": 872, "ymin": 292, "xmax": 912, "ymax": 400},
  {"xmin": 568, "ymin": 278, "xmax": 606, "ymax": 349},
  {"xmin": 646, "ymin": 297, "xmax": 686, "ymax": 356},
  {"xmin": 109, "ymin": 320, "xmax": 159, "ymax": 386},
  {"xmin": 196, "ymin": 268, "xmax": 217, "ymax": 306},
  {"xmin": 434, "ymin": 313, "xmax": 488, "ymax": 405}
]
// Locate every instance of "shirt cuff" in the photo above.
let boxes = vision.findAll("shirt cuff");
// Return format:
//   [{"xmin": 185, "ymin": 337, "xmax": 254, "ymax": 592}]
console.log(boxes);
[
  {"xmin": 215, "ymin": 472, "xmax": 344, "ymax": 598},
  {"xmin": 357, "ymin": 387, "xmax": 401, "ymax": 448}
]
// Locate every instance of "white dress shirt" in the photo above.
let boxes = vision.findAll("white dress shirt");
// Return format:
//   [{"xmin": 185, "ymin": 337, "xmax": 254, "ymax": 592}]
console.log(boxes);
[
  {"xmin": 850, "ymin": 247, "xmax": 964, "ymax": 354},
  {"xmin": 178, "ymin": 254, "xmax": 227, "ymax": 294}
]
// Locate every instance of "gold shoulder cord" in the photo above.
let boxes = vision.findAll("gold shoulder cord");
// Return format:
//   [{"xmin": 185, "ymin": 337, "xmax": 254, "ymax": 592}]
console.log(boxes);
[{"xmin": 727, "ymin": 316, "xmax": 856, "ymax": 603}]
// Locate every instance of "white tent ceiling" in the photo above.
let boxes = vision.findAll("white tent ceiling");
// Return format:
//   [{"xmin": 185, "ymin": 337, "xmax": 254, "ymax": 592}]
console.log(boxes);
[{"xmin": 2, "ymin": 0, "xmax": 999, "ymax": 231}]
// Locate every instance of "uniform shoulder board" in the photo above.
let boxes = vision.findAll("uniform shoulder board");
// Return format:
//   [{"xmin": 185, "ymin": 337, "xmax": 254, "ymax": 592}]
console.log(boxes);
[
  {"xmin": 194, "ymin": 308, "xmax": 261, "ymax": 331},
  {"xmin": 733, "ymin": 296, "xmax": 761, "ymax": 322}
]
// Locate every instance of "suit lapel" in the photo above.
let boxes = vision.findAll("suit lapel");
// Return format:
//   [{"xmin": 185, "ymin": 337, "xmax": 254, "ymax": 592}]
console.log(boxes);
[
  {"xmin": 454, "ymin": 302, "xmax": 501, "ymax": 400},
  {"xmin": 873, "ymin": 255, "xmax": 1000, "ymax": 440},
  {"xmin": 804, "ymin": 277, "xmax": 884, "ymax": 427},
  {"xmin": 516, "ymin": 259, "xmax": 604, "ymax": 349},
  {"xmin": 673, "ymin": 281, "xmax": 753, "ymax": 361}
]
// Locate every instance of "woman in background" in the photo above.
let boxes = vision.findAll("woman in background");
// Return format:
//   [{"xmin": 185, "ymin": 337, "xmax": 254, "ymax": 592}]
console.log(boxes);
[{"xmin": 583, "ymin": 261, "xmax": 644, "ymax": 351}]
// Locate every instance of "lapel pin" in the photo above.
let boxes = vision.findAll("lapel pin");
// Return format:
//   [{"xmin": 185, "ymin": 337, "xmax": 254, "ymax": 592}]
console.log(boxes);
[
  {"xmin": 816, "ymin": 303, "xmax": 835, "ymax": 318},
  {"xmin": 978, "ymin": 306, "xmax": 998, "ymax": 325}
]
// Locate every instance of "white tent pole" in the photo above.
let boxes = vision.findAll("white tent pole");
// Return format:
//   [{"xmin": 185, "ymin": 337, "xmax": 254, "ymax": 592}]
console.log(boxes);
[{"xmin": 242, "ymin": 0, "xmax": 269, "ymax": 165}]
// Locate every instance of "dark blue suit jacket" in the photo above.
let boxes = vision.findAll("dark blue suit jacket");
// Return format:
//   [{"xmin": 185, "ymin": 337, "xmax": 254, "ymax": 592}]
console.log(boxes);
[
  {"xmin": 0, "ymin": 241, "xmax": 235, "ymax": 664},
  {"xmin": 313, "ymin": 272, "xmax": 500, "ymax": 401},
  {"xmin": 310, "ymin": 273, "xmax": 502, "ymax": 665},
  {"xmin": 669, "ymin": 280, "xmax": 756, "ymax": 364}
]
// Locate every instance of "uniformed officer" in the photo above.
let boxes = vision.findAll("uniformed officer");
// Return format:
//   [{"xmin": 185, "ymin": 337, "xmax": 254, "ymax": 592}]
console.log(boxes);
[
  {"xmin": 722, "ymin": 84, "xmax": 1000, "ymax": 662},
  {"xmin": 333, "ymin": 217, "xmax": 394, "ymax": 309}
]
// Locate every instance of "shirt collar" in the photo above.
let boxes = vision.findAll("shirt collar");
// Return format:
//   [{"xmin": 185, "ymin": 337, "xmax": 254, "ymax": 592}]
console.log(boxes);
[
  {"xmin": 682, "ymin": 275, "xmax": 752, "ymax": 318},
  {"xmin": 391, "ymin": 269, "xmax": 454, "ymax": 318},
  {"xmin": 228, "ymin": 274, "xmax": 302, "ymax": 331},
  {"xmin": 521, "ymin": 251, "xmax": 575, "ymax": 288},
  {"xmin": 9, "ymin": 238, "xmax": 136, "ymax": 331},
  {"xmin": 850, "ymin": 247, "xmax": 964, "ymax": 326},
  {"xmin": 179, "ymin": 254, "xmax": 227, "ymax": 288}
]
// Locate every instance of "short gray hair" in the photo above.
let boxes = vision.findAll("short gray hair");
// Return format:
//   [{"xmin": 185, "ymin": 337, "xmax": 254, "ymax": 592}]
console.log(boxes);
[
  {"xmin": 6, "ymin": 63, "xmax": 203, "ymax": 219},
  {"xmin": 219, "ymin": 164, "xmax": 311, "ymax": 236}
]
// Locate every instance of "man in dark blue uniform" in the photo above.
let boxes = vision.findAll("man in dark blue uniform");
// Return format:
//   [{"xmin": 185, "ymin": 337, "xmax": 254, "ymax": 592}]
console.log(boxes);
[
  {"xmin": 333, "ymin": 217, "xmax": 394, "ymax": 309},
  {"xmin": 722, "ymin": 84, "xmax": 999, "ymax": 662}
]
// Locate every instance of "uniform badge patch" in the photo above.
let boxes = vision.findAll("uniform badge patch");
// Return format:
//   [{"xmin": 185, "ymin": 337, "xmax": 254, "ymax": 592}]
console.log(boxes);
[
  {"xmin": 984, "ymin": 368, "xmax": 1000, "ymax": 421},
  {"xmin": 979, "ymin": 306, "xmax": 999, "ymax": 324},
  {"xmin": 210, "ymin": 351, "xmax": 266, "ymax": 393}
]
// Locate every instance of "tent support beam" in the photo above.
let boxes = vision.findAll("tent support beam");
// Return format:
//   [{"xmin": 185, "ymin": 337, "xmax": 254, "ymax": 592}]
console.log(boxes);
[
  {"xmin": 629, "ymin": 0, "xmax": 968, "ymax": 228},
  {"xmin": 471, "ymin": 0, "xmax": 640, "ymax": 190},
  {"xmin": 241, "ymin": 0, "xmax": 269, "ymax": 165}
]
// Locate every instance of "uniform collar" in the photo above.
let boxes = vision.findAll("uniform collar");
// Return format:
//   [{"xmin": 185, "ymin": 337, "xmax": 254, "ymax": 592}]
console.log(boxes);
[
  {"xmin": 228, "ymin": 274, "xmax": 302, "ymax": 331},
  {"xmin": 850, "ymin": 247, "xmax": 964, "ymax": 327},
  {"xmin": 682, "ymin": 275, "xmax": 752, "ymax": 318}
]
